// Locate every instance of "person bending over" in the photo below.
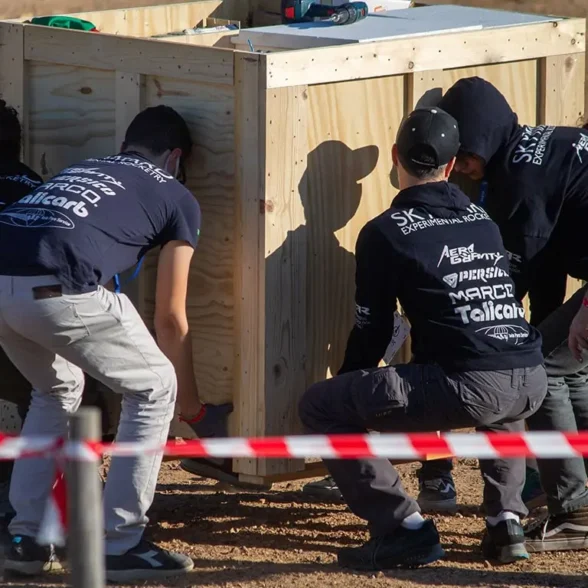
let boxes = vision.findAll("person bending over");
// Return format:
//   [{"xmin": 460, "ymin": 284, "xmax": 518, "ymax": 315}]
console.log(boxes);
[
  {"xmin": 0, "ymin": 105, "xmax": 230, "ymax": 582},
  {"xmin": 438, "ymin": 76, "xmax": 588, "ymax": 552},
  {"xmin": 299, "ymin": 107, "xmax": 547, "ymax": 571}
]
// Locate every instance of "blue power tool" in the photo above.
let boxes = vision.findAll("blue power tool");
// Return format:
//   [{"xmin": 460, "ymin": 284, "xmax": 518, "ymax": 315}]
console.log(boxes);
[{"xmin": 281, "ymin": 0, "xmax": 369, "ymax": 25}]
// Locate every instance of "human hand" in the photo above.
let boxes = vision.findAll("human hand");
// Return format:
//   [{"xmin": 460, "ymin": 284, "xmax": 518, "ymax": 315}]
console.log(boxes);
[
  {"xmin": 187, "ymin": 403, "xmax": 233, "ymax": 439},
  {"xmin": 568, "ymin": 300, "xmax": 588, "ymax": 362}
]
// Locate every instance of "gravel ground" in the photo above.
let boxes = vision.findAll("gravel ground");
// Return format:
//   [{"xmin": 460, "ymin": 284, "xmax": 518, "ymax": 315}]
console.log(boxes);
[{"xmin": 2, "ymin": 458, "xmax": 588, "ymax": 587}]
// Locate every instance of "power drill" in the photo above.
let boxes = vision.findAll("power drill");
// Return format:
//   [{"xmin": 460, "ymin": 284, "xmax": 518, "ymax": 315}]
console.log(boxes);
[{"xmin": 281, "ymin": 0, "xmax": 369, "ymax": 26}]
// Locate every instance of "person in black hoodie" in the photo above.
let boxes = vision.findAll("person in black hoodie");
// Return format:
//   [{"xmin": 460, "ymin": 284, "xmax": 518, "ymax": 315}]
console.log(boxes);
[
  {"xmin": 438, "ymin": 76, "xmax": 588, "ymax": 553},
  {"xmin": 298, "ymin": 107, "xmax": 547, "ymax": 570},
  {"xmin": 0, "ymin": 99, "xmax": 43, "ymax": 525}
]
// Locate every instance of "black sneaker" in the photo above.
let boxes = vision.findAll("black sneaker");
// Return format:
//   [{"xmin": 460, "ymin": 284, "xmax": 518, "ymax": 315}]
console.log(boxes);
[
  {"xmin": 106, "ymin": 539, "xmax": 194, "ymax": 582},
  {"xmin": 524, "ymin": 507, "xmax": 588, "ymax": 552},
  {"xmin": 302, "ymin": 476, "xmax": 343, "ymax": 501},
  {"xmin": 180, "ymin": 458, "xmax": 270, "ymax": 489},
  {"xmin": 417, "ymin": 473, "xmax": 458, "ymax": 514},
  {"xmin": 4, "ymin": 535, "xmax": 63, "ymax": 576},
  {"xmin": 337, "ymin": 519, "xmax": 445, "ymax": 571},
  {"xmin": 481, "ymin": 519, "xmax": 529, "ymax": 564}
]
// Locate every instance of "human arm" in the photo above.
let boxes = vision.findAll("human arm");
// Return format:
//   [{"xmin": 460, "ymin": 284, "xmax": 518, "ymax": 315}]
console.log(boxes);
[
  {"xmin": 568, "ymin": 294, "xmax": 588, "ymax": 362},
  {"xmin": 338, "ymin": 224, "xmax": 398, "ymax": 375},
  {"xmin": 154, "ymin": 240, "xmax": 202, "ymax": 417},
  {"xmin": 154, "ymin": 193, "xmax": 232, "ymax": 438},
  {"xmin": 526, "ymin": 244, "xmax": 567, "ymax": 327}
]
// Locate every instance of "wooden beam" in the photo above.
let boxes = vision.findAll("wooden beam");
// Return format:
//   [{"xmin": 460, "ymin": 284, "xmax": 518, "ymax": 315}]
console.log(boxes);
[
  {"xmin": 537, "ymin": 52, "xmax": 586, "ymax": 301},
  {"xmin": 538, "ymin": 53, "xmax": 585, "ymax": 127},
  {"xmin": 259, "ymin": 83, "xmax": 308, "ymax": 478},
  {"xmin": 265, "ymin": 18, "xmax": 585, "ymax": 89},
  {"xmin": 0, "ymin": 0, "xmax": 252, "ymax": 21},
  {"xmin": 23, "ymin": 24, "xmax": 234, "ymax": 85},
  {"xmin": 0, "ymin": 23, "xmax": 28, "ymax": 164},
  {"xmin": 233, "ymin": 52, "xmax": 266, "ymax": 476},
  {"xmin": 418, "ymin": 0, "xmax": 587, "ymax": 18},
  {"xmin": 115, "ymin": 71, "xmax": 146, "ymax": 314}
]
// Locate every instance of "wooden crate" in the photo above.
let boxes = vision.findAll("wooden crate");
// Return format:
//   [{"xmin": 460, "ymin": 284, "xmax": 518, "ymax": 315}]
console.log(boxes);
[{"xmin": 0, "ymin": 4, "xmax": 585, "ymax": 486}]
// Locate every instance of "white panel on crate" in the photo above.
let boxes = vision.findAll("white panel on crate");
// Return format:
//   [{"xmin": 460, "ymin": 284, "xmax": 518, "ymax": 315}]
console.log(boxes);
[{"xmin": 234, "ymin": 5, "xmax": 561, "ymax": 51}]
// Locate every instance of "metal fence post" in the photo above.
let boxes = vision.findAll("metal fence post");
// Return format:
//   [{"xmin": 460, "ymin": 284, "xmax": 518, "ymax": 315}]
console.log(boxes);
[{"xmin": 67, "ymin": 407, "xmax": 105, "ymax": 588}]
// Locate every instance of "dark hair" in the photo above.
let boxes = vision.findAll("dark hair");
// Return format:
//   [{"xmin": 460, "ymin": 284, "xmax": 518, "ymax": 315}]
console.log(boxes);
[
  {"xmin": 122, "ymin": 105, "xmax": 192, "ymax": 182},
  {"xmin": 404, "ymin": 163, "xmax": 447, "ymax": 180},
  {"xmin": 0, "ymin": 99, "xmax": 22, "ymax": 161}
]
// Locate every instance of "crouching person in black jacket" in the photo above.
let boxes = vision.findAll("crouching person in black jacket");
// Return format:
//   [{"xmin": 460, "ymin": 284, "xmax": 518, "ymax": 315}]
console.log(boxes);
[{"xmin": 299, "ymin": 107, "xmax": 547, "ymax": 571}]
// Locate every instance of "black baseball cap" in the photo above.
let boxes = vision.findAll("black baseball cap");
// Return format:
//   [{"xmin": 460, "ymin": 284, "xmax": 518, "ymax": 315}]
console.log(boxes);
[{"xmin": 396, "ymin": 107, "xmax": 460, "ymax": 173}]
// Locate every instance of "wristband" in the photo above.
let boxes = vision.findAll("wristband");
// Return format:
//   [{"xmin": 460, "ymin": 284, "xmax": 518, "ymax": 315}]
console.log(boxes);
[
  {"xmin": 179, "ymin": 405, "xmax": 207, "ymax": 424},
  {"xmin": 583, "ymin": 297, "xmax": 588, "ymax": 309}
]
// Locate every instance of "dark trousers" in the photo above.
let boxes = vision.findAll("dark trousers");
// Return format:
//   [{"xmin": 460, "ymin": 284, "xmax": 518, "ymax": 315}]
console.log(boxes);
[
  {"xmin": 299, "ymin": 364, "xmax": 547, "ymax": 536},
  {"xmin": 526, "ymin": 286, "xmax": 588, "ymax": 514}
]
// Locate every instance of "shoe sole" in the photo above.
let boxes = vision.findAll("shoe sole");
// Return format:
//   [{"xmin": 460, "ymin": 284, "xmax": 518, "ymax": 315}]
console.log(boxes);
[
  {"xmin": 179, "ymin": 460, "xmax": 271, "ymax": 490},
  {"xmin": 526, "ymin": 536, "xmax": 588, "ymax": 553},
  {"xmin": 301, "ymin": 487, "xmax": 343, "ymax": 501},
  {"xmin": 106, "ymin": 563, "xmax": 194, "ymax": 583},
  {"xmin": 339, "ymin": 543, "xmax": 445, "ymax": 571},
  {"xmin": 4, "ymin": 559, "xmax": 64, "ymax": 576},
  {"xmin": 418, "ymin": 497, "xmax": 458, "ymax": 515},
  {"xmin": 493, "ymin": 543, "xmax": 529, "ymax": 564}
]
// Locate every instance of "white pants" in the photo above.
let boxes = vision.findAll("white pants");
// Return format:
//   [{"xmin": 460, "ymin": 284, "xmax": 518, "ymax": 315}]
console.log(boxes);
[{"xmin": 0, "ymin": 275, "xmax": 176, "ymax": 555}]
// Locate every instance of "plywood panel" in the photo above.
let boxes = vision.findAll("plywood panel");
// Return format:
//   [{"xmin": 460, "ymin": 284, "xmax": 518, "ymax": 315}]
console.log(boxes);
[
  {"xmin": 73, "ymin": 1, "xmax": 242, "ymax": 38},
  {"xmin": 143, "ymin": 75, "xmax": 235, "ymax": 407},
  {"xmin": 443, "ymin": 60, "xmax": 539, "ymax": 127},
  {"xmin": 27, "ymin": 62, "xmax": 116, "ymax": 179},
  {"xmin": 1, "ymin": 0, "xmax": 251, "ymax": 23},
  {"xmin": 305, "ymin": 75, "xmax": 405, "ymax": 386}
]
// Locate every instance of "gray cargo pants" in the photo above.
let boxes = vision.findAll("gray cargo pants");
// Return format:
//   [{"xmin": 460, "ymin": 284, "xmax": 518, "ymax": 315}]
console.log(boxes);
[
  {"xmin": 0, "ymin": 275, "xmax": 176, "ymax": 555},
  {"xmin": 299, "ymin": 363, "xmax": 547, "ymax": 536}
]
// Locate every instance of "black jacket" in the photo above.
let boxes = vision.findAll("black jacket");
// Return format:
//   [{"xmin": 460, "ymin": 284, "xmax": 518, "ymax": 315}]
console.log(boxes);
[
  {"xmin": 338, "ymin": 181, "xmax": 543, "ymax": 374},
  {"xmin": 0, "ymin": 161, "xmax": 43, "ymax": 212},
  {"xmin": 438, "ymin": 77, "xmax": 588, "ymax": 325}
]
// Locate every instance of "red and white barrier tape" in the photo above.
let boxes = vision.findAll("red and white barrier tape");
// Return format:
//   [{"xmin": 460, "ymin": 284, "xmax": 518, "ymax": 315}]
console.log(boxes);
[
  {"xmin": 12, "ymin": 430, "xmax": 588, "ymax": 547},
  {"xmin": 2, "ymin": 431, "xmax": 588, "ymax": 461}
]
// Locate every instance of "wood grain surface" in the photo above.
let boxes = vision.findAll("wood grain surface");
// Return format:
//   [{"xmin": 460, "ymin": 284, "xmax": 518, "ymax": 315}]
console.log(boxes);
[{"xmin": 0, "ymin": 0, "xmax": 250, "ymax": 22}]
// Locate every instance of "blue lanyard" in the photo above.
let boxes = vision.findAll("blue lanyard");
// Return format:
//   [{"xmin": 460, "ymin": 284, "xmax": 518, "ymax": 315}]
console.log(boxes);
[
  {"xmin": 479, "ymin": 179, "xmax": 488, "ymax": 209},
  {"xmin": 113, "ymin": 256, "xmax": 145, "ymax": 294}
]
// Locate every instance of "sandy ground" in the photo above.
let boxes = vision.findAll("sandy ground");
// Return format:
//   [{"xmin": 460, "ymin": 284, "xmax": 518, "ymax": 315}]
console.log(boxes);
[{"xmin": 2, "ymin": 458, "xmax": 588, "ymax": 588}]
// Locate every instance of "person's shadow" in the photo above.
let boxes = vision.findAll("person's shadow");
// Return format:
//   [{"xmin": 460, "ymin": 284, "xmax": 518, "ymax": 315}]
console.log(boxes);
[{"xmin": 265, "ymin": 141, "xmax": 379, "ymax": 436}]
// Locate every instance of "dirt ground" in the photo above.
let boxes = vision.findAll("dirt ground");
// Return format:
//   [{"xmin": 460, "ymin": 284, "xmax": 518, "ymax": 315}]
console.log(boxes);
[{"xmin": 2, "ymin": 458, "xmax": 588, "ymax": 588}]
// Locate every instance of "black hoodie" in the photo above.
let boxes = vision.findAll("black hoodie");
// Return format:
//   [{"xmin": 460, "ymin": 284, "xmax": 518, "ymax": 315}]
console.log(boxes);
[
  {"xmin": 438, "ymin": 77, "xmax": 588, "ymax": 323},
  {"xmin": 338, "ymin": 181, "xmax": 542, "ymax": 374}
]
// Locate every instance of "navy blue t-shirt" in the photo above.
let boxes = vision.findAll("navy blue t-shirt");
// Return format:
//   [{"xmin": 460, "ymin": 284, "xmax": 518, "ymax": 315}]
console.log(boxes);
[
  {"xmin": 0, "ymin": 153, "xmax": 201, "ymax": 292},
  {"xmin": 0, "ymin": 161, "xmax": 43, "ymax": 211}
]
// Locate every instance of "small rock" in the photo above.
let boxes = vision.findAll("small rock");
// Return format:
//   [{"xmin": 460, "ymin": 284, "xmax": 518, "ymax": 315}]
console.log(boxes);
[
  {"xmin": 456, "ymin": 512, "xmax": 464, "ymax": 518},
  {"xmin": 230, "ymin": 527, "xmax": 237, "ymax": 534},
  {"xmin": 484, "ymin": 560, "xmax": 492, "ymax": 568},
  {"xmin": 377, "ymin": 571, "xmax": 385, "ymax": 578}
]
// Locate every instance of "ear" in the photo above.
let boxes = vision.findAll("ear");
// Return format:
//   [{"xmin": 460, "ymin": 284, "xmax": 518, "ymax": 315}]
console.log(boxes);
[
  {"xmin": 392, "ymin": 143, "xmax": 399, "ymax": 168},
  {"xmin": 445, "ymin": 156, "xmax": 456, "ymax": 178}
]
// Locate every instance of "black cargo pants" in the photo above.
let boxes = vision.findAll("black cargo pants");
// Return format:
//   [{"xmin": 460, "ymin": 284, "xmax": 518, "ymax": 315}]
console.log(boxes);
[{"xmin": 299, "ymin": 363, "xmax": 547, "ymax": 536}]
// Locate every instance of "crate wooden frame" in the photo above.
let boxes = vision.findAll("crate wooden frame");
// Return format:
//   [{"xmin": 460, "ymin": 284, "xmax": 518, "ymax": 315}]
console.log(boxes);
[{"xmin": 0, "ymin": 8, "xmax": 585, "ymax": 485}]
